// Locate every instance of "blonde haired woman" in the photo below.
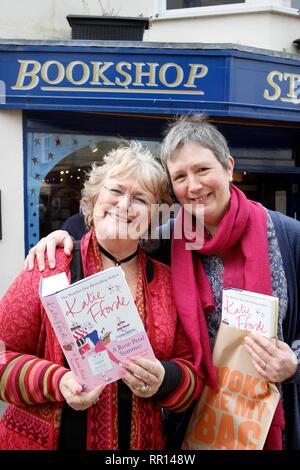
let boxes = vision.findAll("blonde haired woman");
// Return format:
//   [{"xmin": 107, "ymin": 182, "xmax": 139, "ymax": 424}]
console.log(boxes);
[{"xmin": 0, "ymin": 142, "xmax": 202, "ymax": 450}]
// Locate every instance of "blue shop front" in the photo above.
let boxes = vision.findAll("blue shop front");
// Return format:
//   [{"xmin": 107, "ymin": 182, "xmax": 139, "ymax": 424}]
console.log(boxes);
[{"xmin": 0, "ymin": 40, "xmax": 300, "ymax": 251}]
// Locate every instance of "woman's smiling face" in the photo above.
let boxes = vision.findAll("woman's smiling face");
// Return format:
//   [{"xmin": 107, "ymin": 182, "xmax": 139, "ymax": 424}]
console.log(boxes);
[
  {"xmin": 167, "ymin": 142, "xmax": 234, "ymax": 235},
  {"xmin": 93, "ymin": 175, "xmax": 156, "ymax": 241}
]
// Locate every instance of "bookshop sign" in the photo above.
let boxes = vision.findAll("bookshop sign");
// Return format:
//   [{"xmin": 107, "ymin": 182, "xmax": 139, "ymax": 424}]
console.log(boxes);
[{"xmin": 1, "ymin": 42, "xmax": 300, "ymax": 121}]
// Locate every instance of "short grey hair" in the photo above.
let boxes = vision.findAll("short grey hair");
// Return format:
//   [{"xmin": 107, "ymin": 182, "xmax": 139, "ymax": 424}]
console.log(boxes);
[{"xmin": 160, "ymin": 114, "xmax": 230, "ymax": 170}]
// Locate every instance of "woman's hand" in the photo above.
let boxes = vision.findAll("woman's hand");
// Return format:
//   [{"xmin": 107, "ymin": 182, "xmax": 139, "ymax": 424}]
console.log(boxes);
[
  {"xmin": 244, "ymin": 334, "xmax": 298, "ymax": 383},
  {"xmin": 24, "ymin": 230, "xmax": 73, "ymax": 271},
  {"xmin": 120, "ymin": 356, "xmax": 165, "ymax": 398},
  {"xmin": 59, "ymin": 371, "xmax": 105, "ymax": 410}
]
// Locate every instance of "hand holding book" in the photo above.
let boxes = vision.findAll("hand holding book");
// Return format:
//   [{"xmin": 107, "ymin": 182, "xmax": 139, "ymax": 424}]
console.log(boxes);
[
  {"xmin": 221, "ymin": 288, "xmax": 297, "ymax": 383},
  {"xmin": 120, "ymin": 356, "xmax": 165, "ymax": 398},
  {"xmin": 243, "ymin": 334, "xmax": 297, "ymax": 383},
  {"xmin": 40, "ymin": 266, "xmax": 156, "ymax": 391},
  {"xmin": 59, "ymin": 371, "xmax": 105, "ymax": 411}
]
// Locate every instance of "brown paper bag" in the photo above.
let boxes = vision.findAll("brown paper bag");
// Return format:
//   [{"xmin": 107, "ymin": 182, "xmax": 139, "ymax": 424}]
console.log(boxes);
[{"xmin": 182, "ymin": 323, "xmax": 280, "ymax": 450}]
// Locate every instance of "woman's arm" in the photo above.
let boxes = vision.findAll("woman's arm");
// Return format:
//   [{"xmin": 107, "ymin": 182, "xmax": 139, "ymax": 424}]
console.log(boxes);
[
  {"xmin": 154, "ymin": 319, "xmax": 204, "ymax": 412},
  {"xmin": 121, "ymin": 317, "xmax": 203, "ymax": 410},
  {"xmin": 0, "ymin": 351, "xmax": 68, "ymax": 405},
  {"xmin": 24, "ymin": 217, "xmax": 174, "ymax": 272},
  {"xmin": 0, "ymin": 266, "xmax": 68, "ymax": 405},
  {"xmin": 1, "ymin": 258, "xmax": 107, "ymax": 410}
]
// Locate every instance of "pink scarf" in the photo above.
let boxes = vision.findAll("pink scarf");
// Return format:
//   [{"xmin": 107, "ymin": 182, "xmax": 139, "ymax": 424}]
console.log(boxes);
[{"xmin": 171, "ymin": 185, "xmax": 272, "ymax": 389}]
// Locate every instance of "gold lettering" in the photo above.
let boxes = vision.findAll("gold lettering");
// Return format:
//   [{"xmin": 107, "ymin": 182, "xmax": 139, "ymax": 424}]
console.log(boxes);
[
  {"xmin": 115, "ymin": 62, "xmax": 132, "ymax": 86},
  {"xmin": 11, "ymin": 60, "xmax": 41, "ymax": 90},
  {"xmin": 263, "ymin": 71, "xmax": 283, "ymax": 101},
  {"xmin": 41, "ymin": 61, "xmax": 65, "ymax": 85},
  {"xmin": 159, "ymin": 63, "xmax": 184, "ymax": 88},
  {"xmin": 90, "ymin": 62, "xmax": 114, "ymax": 85},
  {"xmin": 184, "ymin": 64, "xmax": 208, "ymax": 88},
  {"xmin": 66, "ymin": 61, "xmax": 89, "ymax": 85},
  {"xmin": 284, "ymin": 73, "xmax": 300, "ymax": 98},
  {"xmin": 281, "ymin": 72, "xmax": 300, "ymax": 101},
  {"xmin": 132, "ymin": 62, "xmax": 159, "ymax": 87}
]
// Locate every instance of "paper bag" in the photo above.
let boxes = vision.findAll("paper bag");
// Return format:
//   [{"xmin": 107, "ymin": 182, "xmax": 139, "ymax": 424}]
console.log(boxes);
[{"xmin": 182, "ymin": 323, "xmax": 280, "ymax": 450}]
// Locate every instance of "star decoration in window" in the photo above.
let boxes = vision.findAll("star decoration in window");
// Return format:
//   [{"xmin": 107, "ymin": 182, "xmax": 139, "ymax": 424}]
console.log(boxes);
[
  {"xmin": 32, "ymin": 157, "xmax": 39, "ymax": 165},
  {"xmin": 55, "ymin": 137, "xmax": 62, "ymax": 146},
  {"xmin": 48, "ymin": 152, "xmax": 54, "ymax": 160},
  {"xmin": 34, "ymin": 138, "xmax": 41, "ymax": 145}
]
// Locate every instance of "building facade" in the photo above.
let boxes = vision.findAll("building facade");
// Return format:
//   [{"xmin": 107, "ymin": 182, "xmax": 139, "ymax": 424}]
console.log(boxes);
[{"xmin": 0, "ymin": 0, "xmax": 300, "ymax": 296}]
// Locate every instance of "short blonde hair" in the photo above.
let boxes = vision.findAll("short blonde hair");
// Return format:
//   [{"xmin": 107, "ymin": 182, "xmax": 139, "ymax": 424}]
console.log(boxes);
[{"xmin": 81, "ymin": 141, "xmax": 172, "ymax": 228}]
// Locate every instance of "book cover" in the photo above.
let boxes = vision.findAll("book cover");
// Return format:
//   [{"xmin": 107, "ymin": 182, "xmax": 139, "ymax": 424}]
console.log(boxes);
[
  {"xmin": 221, "ymin": 288, "xmax": 278, "ymax": 338},
  {"xmin": 39, "ymin": 266, "xmax": 155, "ymax": 390}
]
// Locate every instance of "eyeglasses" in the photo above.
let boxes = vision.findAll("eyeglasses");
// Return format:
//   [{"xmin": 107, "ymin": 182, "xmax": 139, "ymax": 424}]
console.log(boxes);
[{"xmin": 102, "ymin": 185, "xmax": 152, "ymax": 207}]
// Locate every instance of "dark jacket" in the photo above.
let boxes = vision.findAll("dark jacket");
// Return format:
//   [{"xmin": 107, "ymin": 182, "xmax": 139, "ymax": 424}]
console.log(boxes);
[{"xmin": 268, "ymin": 210, "xmax": 300, "ymax": 450}]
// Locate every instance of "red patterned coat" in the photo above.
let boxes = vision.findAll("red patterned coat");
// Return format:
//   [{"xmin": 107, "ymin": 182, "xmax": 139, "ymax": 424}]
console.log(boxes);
[{"xmin": 0, "ymin": 231, "xmax": 203, "ymax": 449}]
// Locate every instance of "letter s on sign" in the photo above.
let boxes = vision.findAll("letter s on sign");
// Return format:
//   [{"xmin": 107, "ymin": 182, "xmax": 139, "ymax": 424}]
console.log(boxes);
[{"xmin": 263, "ymin": 71, "xmax": 283, "ymax": 101}]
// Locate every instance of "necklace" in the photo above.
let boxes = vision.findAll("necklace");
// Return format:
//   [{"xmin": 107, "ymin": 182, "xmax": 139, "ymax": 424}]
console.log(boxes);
[{"xmin": 98, "ymin": 243, "xmax": 139, "ymax": 266}]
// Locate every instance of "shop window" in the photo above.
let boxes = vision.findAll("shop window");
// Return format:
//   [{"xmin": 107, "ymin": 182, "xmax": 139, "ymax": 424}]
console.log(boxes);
[
  {"xmin": 26, "ymin": 132, "xmax": 161, "ymax": 250},
  {"xmin": 166, "ymin": 0, "xmax": 244, "ymax": 9}
]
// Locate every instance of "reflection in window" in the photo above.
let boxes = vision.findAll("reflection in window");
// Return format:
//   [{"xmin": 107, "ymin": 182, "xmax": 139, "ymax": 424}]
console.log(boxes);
[
  {"xmin": 167, "ymin": 0, "xmax": 244, "ymax": 8},
  {"xmin": 26, "ymin": 133, "xmax": 161, "ymax": 251}
]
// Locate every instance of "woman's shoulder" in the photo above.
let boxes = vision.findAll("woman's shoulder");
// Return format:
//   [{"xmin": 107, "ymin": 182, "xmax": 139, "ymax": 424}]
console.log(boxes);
[
  {"xmin": 62, "ymin": 213, "xmax": 87, "ymax": 240},
  {"xmin": 268, "ymin": 210, "xmax": 300, "ymax": 236},
  {"xmin": 32, "ymin": 247, "xmax": 72, "ymax": 279},
  {"xmin": 1, "ymin": 249, "xmax": 72, "ymax": 312},
  {"xmin": 268, "ymin": 210, "xmax": 300, "ymax": 264}
]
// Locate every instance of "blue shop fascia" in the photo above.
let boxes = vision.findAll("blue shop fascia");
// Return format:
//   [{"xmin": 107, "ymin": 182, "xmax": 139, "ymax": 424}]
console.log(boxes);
[{"xmin": 0, "ymin": 39, "xmax": 300, "ymax": 251}]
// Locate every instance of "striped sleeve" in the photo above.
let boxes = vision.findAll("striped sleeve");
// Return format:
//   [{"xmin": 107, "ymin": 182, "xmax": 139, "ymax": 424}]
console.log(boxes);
[
  {"xmin": 0, "ymin": 351, "xmax": 68, "ymax": 405},
  {"xmin": 156, "ymin": 359, "xmax": 203, "ymax": 412}
]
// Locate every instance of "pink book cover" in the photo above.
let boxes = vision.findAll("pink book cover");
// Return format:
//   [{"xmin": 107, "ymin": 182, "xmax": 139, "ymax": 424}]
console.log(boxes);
[{"xmin": 39, "ymin": 266, "xmax": 155, "ymax": 391}]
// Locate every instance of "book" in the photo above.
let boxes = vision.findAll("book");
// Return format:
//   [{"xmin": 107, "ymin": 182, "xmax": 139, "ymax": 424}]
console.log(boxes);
[
  {"xmin": 221, "ymin": 288, "xmax": 278, "ymax": 338},
  {"xmin": 39, "ymin": 266, "xmax": 155, "ymax": 390}
]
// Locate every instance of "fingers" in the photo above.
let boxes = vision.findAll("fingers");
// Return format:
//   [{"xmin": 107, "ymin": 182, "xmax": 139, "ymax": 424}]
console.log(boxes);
[
  {"xmin": 244, "ymin": 334, "xmax": 277, "ymax": 356},
  {"xmin": 46, "ymin": 238, "xmax": 60, "ymax": 269},
  {"xmin": 23, "ymin": 230, "xmax": 73, "ymax": 272},
  {"xmin": 124, "ymin": 356, "xmax": 162, "ymax": 381},
  {"xmin": 45, "ymin": 231, "xmax": 73, "ymax": 268},
  {"xmin": 76, "ymin": 384, "xmax": 105, "ymax": 408},
  {"xmin": 63, "ymin": 235, "xmax": 74, "ymax": 257},
  {"xmin": 36, "ymin": 239, "xmax": 48, "ymax": 271},
  {"xmin": 66, "ymin": 386, "xmax": 105, "ymax": 411},
  {"xmin": 24, "ymin": 246, "xmax": 39, "ymax": 271},
  {"xmin": 244, "ymin": 335, "xmax": 298, "ymax": 382},
  {"xmin": 60, "ymin": 372, "xmax": 106, "ymax": 410},
  {"xmin": 120, "ymin": 366, "xmax": 147, "ymax": 392},
  {"xmin": 24, "ymin": 239, "xmax": 49, "ymax": 271},
  {"xmin": 59, "ymin": 371, "xmax": 83, "ymax": 396},
  {"xmin": 244, "ymin": 335, "xmax": 273, "ymax": 365},
  {"xmin": 121, "ymin": 356, "xmax": 165, "ymax": 398},
  {"xmin": 243, "ymin": 341, "xmax": 269, "ymax": 380}
]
